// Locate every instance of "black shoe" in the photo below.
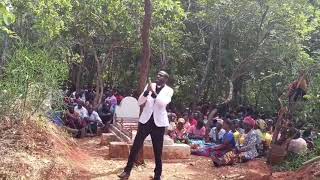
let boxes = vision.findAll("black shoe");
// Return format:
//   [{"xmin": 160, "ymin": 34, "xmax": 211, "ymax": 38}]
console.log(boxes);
[
  {"xmin": 118, "ymin": 171, "xmax": 130, "ymax": 179},
  {"xmin": 153, "ymin": 176, "xmax": 161, "ymax": 180}
]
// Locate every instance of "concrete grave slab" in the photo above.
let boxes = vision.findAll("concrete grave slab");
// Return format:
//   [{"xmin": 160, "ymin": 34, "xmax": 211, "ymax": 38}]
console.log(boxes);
[{"xmin": 115, "ymin": 97, "xmax": 140, "ymax": 119}]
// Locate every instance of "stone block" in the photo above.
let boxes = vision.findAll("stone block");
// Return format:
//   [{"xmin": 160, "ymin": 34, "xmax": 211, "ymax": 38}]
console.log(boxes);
[
  {"xmin": 108, "ymin": 142, "xmax": 191, "ymax": 159},
  {"xmin": 144, "ymin": 135, "xmax": 174, "ymax": 145},
  {"xmin": 131, "ymin": 132, "xmax": 174, "ymax": 146},
  {"xmin": 143, "ymin": 143, "xmax": 190, "ymax": 160},
  {"xmin": 109, "ymin": 142, "xmax": 130, "ymax": 158},
  {"xmin": 100, "ymin": 133, "xmax": 118, "ymax": 146}
]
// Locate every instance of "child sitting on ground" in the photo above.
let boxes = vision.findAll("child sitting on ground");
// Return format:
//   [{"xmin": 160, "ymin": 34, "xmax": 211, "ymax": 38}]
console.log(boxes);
[
  {"xmin": 208, "ymin": 119, "xmax": 226, "ymax": 144},
  {"xmin": 187, "ymin": 120, "xmax": 206, "ymax": 151},
  {"xmin": 170, "ymin": 118, "xmax": 187, "ymax": 143}
]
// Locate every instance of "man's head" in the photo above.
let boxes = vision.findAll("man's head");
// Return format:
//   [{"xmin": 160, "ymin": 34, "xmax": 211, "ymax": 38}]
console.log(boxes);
[
  {"xmin": 76, "ymin": 100, "xmax": 85, "ymax": 109},
  {"xmin": 75, "ymin": 93, "xmax": 81, "ymax": 99},
  {"xmin": 233, "ymin": 119, "xmax": 241, "ymax": 129},
  {"xmin": 112, "ymin": 89, "xmax": 118, "ymax": 95},
  {"xmin": 105, "ymin": 90, "xmax": 111, "ymax": 97},
  {"xmin": 193, "ymin": 112, "xmax": 202, "ymax": 121},
  {"xmin": 68, "ymin": 105, "xmax": 75, "ymax": 113},
  {"xmin": 169, "ymin": 113, "xmax": 177, "ymax": 122},
  {"xmin": 155, "ymin": 71, "xmax": 169, "ymax": 86},
  {"xmin": 223, "ymin": 119, "xmax": 232, "ymax": 131},
  {"xmin": 177, "ymin": 118, "xmax": 185, "ymax": 130},
  {"xmin": 182, "ymin": 112, "xmax": 188, "ymax": 119},
  {"xmin": 87, "ymin": 104, "xmax": 93, "ymax": 114},
  {"xmin": 216, "ymin": 119, "xmax": 223, "ymax": 130},
  {"xmin": 77, "ymin": 103, "xmax": 82, "ymax": 109}
]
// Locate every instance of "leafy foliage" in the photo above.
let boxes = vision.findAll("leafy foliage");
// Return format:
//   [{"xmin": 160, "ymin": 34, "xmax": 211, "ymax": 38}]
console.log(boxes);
[
  {"xmin": 0, "ymin": 1, "xmax": 16, "ymax": 37},
  {"xmin": 0, "ymin": 47, "xmax": 67, "ymax": 118},
  {"xmin": 0, "ymin": 0, "xmax": 320, "ymax": 125}
]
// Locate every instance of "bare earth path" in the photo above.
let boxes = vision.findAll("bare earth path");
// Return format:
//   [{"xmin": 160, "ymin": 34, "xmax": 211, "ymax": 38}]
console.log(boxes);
[{"xmin": 73, "ymin": 136, "xmax": 272, "ymax": 180}]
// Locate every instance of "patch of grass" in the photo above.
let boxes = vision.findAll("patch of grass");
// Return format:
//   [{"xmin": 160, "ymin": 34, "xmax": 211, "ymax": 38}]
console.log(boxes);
[{"xmin": 273, "ymin": 138, "xmax": 320, "ymax": 171}]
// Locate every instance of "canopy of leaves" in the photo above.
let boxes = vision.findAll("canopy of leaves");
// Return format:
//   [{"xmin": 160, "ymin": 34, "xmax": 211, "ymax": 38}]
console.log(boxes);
[{"xmin": 0, "ymin": 0, "xmax": 320, "ymax": 127}]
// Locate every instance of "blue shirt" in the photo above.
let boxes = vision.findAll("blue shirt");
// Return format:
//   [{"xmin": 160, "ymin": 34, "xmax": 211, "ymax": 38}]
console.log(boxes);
[{"xmin": 222, "ymin": 130, "xmax": 236, "ymax": 148}]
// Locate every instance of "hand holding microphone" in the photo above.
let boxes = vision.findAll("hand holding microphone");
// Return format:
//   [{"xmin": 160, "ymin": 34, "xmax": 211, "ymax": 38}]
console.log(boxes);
[{"xmin": 147, "ymin": 77, "xmax": 158, "ymax": 96}]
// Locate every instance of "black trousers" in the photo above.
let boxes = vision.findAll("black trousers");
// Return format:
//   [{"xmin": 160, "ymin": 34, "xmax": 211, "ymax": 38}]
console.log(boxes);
[{"xmin": 124, "ymin": 116, "xmax": 165, "ymax": 177}]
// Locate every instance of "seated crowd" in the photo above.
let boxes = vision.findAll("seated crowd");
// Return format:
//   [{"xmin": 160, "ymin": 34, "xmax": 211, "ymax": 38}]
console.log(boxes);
[
  {"xmin": 167, "ymin": 107, "xmax": 317, "ymax": 167},
  {"xmin": 49, "ymin": 85, "xmax": 317, "ymax": 167},
  {"xmin": 50, "ymin": 86, "xmax": 124, "ymax": 138}
]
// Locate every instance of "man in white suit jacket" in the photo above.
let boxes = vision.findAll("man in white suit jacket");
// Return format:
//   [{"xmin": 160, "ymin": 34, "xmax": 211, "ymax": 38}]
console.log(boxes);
[{"xmin": 118, "ymin": 71, "xmax": 173, "ymax": 180}]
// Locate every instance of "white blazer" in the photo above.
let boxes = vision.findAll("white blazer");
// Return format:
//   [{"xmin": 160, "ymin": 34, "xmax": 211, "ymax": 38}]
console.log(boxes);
[{"xmin": 138, "ymin": 83, "xmax": 174, "ymax": 127}]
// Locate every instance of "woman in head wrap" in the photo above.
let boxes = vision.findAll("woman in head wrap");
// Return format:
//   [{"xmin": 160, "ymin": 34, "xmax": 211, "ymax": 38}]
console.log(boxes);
[
  {"xmin": 235, "ymin": 116, "xmax": 259, "ymax": 162},
  {"xmin": 255, "ymin": 119, "xmax": 267, "ymax": 155}
]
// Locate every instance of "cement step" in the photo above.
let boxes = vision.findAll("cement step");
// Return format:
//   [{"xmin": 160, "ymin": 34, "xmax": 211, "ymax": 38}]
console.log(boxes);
[
  {"xmin": 109, "ymin": 124, "xmax": 132, "ymax": 143},
  {"xmin": 109, "ymin": 141, "xmax": 191, "ymax": 160},
  {"xmin": 100, "ymin": 133, "xmax": 120, "ymax": 145}
]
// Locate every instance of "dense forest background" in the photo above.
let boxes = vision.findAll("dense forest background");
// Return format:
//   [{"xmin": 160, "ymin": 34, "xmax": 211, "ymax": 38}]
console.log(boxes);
[{"xmin": 0, "ymin": 0, "xmax": 320, "ymax": 127}]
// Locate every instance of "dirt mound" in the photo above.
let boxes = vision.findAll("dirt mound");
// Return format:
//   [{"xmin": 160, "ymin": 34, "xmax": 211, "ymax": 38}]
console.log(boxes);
[
  {"xmin": 209, "ymin": 159, "xmax": 271, "ymax": 180},
  {"xmin": 271, "ymin": 161, "xmax": 320, "ymax": 180},
  {"xmin": 0, "ymin": 117, "xmax": 90, "ymax": 179}
]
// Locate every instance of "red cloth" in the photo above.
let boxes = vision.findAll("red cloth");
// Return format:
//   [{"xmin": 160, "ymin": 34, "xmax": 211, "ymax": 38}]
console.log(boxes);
[
  {"xmin": 190, "ymin": 119, "xmax": 197, "ymax": 126},
  {"xmin": 243, "ymin": 116, "xmax": 255, "ymax": 128}
]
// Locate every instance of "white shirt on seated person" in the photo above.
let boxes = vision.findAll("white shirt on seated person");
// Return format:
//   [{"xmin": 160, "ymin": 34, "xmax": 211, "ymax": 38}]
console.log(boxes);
[
  {"xmin": 209, "ymin": 127, "xmax": 226, "ymax": 143},
  {"xmin": 86, "ymin": 111, "xmax": 102, "ymax": 124},
  {"xmin": 74, "ymin": 105, "xmax": 88, "ymax": 119}
]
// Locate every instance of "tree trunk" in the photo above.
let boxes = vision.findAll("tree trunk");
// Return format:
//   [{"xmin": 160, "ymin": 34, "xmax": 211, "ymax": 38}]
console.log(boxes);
[
  {"xmin": 160, "ymin": 40, "xmax": 167, "ymax": 69},
  {"xmin": 136, "ymin": 0, "xmax": 153, "ymax": 166},
  {"xmin": 216, "ymin": 17, "xmax": 223, "ymax": 79},
  {"xmin": 93, "ymin": 49, "xmax": 104, "ymax": 109},
  {"xmin": 75, "ymin": 65, "xmax": 81, "ymax": 92},
  {"xmin": 0, "ymin": 34, "xmax": 9, "ymax": 75},
  {"xmin": 76, "ymin": 47, "xmax": 86, "ymax": 92},
  {"xmin": 197, "ymin": 37, "xmax": 214, "ymax": 99},
  {"xmin": 221, "ymin": 78, "xmax": 233, "ymax": 105},
  {"xmin": 138, "ymin": 0, "xmax": 152, "ymax": 93}
]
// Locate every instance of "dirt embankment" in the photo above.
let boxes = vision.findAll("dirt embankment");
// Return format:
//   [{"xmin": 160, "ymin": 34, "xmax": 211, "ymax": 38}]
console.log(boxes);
[
  {"xmin": 0, "ymin": 119, "xmax": 272, "ymax": 180},
  {"xmin": 0, "ymin": 118, "xmax": 91, "ymax": 179}
]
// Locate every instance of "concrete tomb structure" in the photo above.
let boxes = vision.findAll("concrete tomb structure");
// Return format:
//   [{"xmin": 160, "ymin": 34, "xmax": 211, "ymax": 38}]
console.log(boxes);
[{"xmin": 102, "ymin": 96, "xmax": 190, "ymax": 159}]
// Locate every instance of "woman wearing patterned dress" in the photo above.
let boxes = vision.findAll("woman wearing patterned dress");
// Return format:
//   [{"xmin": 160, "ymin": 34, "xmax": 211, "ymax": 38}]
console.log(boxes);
[{"xmin": 235, "ymin": 116, "xmax": 259, "ymax": 162}]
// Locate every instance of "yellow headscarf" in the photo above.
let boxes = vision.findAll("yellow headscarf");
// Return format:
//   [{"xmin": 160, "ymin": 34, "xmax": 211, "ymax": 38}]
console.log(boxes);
[{"xmin": 256, "ymin": 119, "xmax": 267, "ymax": 130}]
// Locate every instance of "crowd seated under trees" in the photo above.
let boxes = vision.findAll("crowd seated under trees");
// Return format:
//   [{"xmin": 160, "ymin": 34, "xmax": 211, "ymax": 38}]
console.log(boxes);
[
  {"xmin": 47, "ymin": 81, "xmax": 318, "ymax": 167},
  {"xmin": 50, "ymin": 85, "xmax": 126, "ymax": 137}
]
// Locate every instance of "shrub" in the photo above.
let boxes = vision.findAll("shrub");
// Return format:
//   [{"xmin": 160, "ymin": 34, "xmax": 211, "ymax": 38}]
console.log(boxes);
[{"xmin": 0, "ymin": 47, "xmax": 67, "ymax": 120}]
